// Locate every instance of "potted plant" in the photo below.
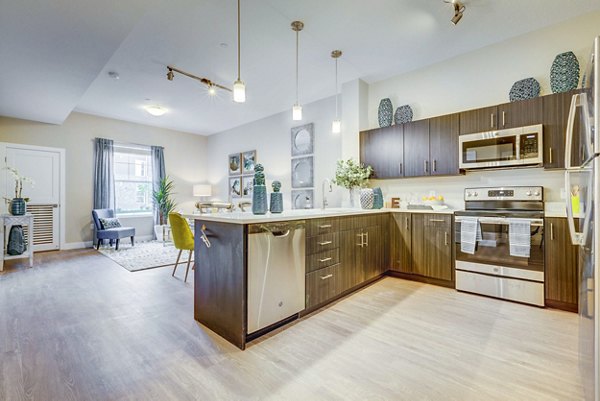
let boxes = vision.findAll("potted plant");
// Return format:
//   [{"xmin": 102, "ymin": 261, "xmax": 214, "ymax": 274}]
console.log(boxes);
[
  {"xmin": 3, "ymin": 166, "xmax": 34, "ymax": 215},
  {"xmin": 332, "ymin": 159, "xmax": 373, "ymax": 208},
  {"xmin": 152, "ymin": 176, "xmax": 177, "ymax": 241}
]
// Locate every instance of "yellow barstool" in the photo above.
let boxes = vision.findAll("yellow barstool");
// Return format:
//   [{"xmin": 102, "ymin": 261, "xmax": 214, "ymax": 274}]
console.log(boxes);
[{"xmin": 168, "ymin": 212, "xmax": 195, "ymax": 283}]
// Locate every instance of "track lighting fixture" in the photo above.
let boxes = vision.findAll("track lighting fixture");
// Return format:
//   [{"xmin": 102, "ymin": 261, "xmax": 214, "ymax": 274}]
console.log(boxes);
[
  {"xmin": 445, "ymin": 0, "xmax": 465, "ymax": 25},
  {"xmin": 291, "ymin": 20, "xmax": 304, "ymax": 121},
  {"xmin": 233, "ymin": 0, "xmax": 246, "ymax": 103},
  {"xmin": 166, "ymin": 66, "xmax": 232, "ymax": 95},
  {"xmin": 331, "ymin": 50, "xmax": 342, "ymax": 134}
]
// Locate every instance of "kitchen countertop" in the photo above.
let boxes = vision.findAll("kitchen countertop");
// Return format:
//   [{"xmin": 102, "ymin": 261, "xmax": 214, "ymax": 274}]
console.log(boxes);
[{"xmin": 183, "ymin": 207, "xmax": 457, "ymax": 225}]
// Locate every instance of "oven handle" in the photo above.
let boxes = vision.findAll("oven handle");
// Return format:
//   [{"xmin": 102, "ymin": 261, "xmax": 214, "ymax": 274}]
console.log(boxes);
[{"xmin": 455, "ymin": 216, "xmax": 544, "ymax": 227}]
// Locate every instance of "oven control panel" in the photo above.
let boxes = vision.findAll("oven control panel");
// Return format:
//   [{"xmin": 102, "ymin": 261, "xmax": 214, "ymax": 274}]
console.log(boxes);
[{"xmin": 464, "ymin": 186, "xmax": 543, "ymax": 201}]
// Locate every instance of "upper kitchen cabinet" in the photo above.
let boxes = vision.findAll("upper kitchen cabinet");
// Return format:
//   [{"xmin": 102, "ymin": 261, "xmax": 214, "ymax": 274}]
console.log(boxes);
[
  {"xmin": 429, "ymin": 114, "xmax": 460, "ymax": 176},
  {"xmin": 403, "ymin": 119, "xmax": 430, "ymax": 177},
  {"xmin": 360, "ymin": 125, "xmax": 404, "ymax": 179},
  {"xmin": 459, "ymin": 106, "xmax": 499, "ymax": 134},
  {"xmin": 543, "ymin": 89, "xmax": 583, "ymax": 169},
  {"xmin": 459, "ymin": 98, "xmax": 543, "ymax": 135}
]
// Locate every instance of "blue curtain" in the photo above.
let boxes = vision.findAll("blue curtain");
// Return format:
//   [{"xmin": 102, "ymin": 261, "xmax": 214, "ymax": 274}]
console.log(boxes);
[
  {"xmin": 151, "ymin": 146, "xmax": 166, "ymax": 225},
  {"xmin": 93, "ymin": 138, "xmax": 115, "ymax": 210}
]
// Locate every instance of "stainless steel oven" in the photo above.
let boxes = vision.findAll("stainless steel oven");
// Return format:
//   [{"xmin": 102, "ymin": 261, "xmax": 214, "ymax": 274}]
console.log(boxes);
[
  {"xmin": 458, "ymin": 124, "xmax": 543, "ymax": 169},
  {"xmin": 454, "ymin": 186, "xmax": 545, "ymax": 306}
]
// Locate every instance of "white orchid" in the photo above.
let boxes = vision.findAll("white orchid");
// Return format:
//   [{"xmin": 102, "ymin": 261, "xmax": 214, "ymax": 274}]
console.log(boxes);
[{"xmin": 3, "ymin": 166, "xmax": 35, "ymax": 199}]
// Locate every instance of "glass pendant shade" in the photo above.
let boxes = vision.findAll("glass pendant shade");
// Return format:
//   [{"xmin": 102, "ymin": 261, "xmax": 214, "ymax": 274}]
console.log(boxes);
[
  {"xmin": 233, "ymin": 80, "xmax": 246, "ymax": 103},
  {"xmin": 292, "ymin": 104, "xmax": 302, "ymax": 121},
  {"xmin": 332, "ymin": 119, "xmax": 341, "ymax": 134}
]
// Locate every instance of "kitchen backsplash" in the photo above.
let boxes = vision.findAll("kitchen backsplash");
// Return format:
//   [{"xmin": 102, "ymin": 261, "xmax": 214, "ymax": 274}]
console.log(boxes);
[{"xmin": 372, "ymin": 167, "xmax": 564, "ymax": 210}]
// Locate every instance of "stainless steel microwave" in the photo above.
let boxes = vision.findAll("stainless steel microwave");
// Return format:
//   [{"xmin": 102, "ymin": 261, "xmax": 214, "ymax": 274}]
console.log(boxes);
[{"xmin": 458, "ymin": 124, "xmax": 544, "ymax": 169}]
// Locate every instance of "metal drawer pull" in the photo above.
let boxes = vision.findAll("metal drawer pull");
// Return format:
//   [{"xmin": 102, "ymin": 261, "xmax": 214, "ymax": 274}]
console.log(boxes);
[
  {"xmin": 399, "ymin": 163, "xmax": 403, "ymax": 174},
  {"xmin": 320, "ymin": 274, "xmax": 333, "ymax": 280},
  {"xmin": 550, "ymin": 223, "xmax": 554, "ymax": 241},
  {"xmin": 319, "ymin": 224, "xmax": 332, "ymax": 229},
  {"xmin": 319, "ymin": 257, "xmax": 333, "ymax": 263},
  {"xmin": 549, "ymin": 147, "xmax": 553, "ymax": 164},
  {"xmin": 433, "ymin": 159, "xmax": 437, "ymax": 172},
  {"xmin": 364, "ymin": 232, "xmax": 369, "ymax": 247},
  {"xmin": 502, "ymin": 111, "xmax": 506, "ymax": 127},
  {"xmin": 490, "ymin": 113, "xmax": 494, "ymax": 128},
  {"xmin": 356, "ymin": 233, "xmax": 364, "ymax": 247},
  {"xmin": 318, "ymin": 241, "xmax": 333, "ymax": 246},
  {"xmin": 444, "ymin": 232, "xmax": 448, "ymax": 246},
  {"xmin": 430, "ymin": 219, "xmax": 445, "ymax": 222},
  {"xmin": 424, "ymin": 160, "xmax": 428, "ymax": 173},
  {"xmin": 405, "ymin": 217, "xmax": 409, "ymax": 230}
]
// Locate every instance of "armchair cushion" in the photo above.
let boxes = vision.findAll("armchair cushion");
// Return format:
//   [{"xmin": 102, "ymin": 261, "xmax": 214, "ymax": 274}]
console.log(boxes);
[
  {"xmin": 97, "ymin": 227, "xmax": 136, "ymax": 240},
  {"xmin": 99, "ymin": 217, "xmax": 121, "ymax": 229}
]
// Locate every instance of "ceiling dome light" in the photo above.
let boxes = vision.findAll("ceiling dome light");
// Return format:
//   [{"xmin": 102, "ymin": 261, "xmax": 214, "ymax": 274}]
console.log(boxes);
[{"xmin": 145, "ymin": 105, "xmax": 167, "ymax": 117}]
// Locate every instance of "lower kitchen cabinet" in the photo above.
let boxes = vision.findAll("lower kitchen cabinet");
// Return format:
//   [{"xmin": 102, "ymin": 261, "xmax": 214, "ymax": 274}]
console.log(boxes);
[
  {"xmin": 411, "ymin": 214, "xmax": 453, "ymax": 282},
  {"xmin": 390, "ymin": 213, "xmax": 412, "ymax": 273},
  {"xmin": 545, "ymin": 217, "xmax": 579, "ymax": 312}
]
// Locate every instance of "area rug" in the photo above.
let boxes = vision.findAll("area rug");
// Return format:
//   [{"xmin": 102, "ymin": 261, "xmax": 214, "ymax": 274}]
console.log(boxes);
[{"xmin": 97, "ymin": 241, "xmax": 193, "ymax": 272}]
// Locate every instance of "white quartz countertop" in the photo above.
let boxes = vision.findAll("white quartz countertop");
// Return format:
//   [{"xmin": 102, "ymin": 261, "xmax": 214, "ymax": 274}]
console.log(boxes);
[{"xmin": 182, "ymin": 207, "xmax": 457, "ymax": 225}]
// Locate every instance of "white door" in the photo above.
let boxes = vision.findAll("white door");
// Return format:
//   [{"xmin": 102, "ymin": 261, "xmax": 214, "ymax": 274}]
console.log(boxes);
[{"xmin": 4, "ymin": 146, "xmax": 61, "ymax": 251}]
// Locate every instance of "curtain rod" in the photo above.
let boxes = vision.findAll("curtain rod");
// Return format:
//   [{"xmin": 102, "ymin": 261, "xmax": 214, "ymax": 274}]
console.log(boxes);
[{"xmin": 92, "ymin": 138, "xmax": 163, "ymax": 150}]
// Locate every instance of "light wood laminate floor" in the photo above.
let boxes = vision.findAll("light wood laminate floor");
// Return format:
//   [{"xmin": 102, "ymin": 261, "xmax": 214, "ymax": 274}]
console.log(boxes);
[{"xmin": 0, "ymin": 250, "xmax": 583, "ymax": 401}]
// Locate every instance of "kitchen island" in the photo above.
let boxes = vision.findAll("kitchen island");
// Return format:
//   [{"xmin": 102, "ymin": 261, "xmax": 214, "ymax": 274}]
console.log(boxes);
[{"xmin": 185, "ymin": 207, "xmax": 455, "ymax": 349}]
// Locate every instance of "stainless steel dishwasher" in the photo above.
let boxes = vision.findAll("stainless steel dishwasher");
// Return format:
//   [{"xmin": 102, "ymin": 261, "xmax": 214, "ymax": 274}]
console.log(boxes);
[{"xmin": 247, "ymin": 221, "xmax": 305, "ymax": 334}]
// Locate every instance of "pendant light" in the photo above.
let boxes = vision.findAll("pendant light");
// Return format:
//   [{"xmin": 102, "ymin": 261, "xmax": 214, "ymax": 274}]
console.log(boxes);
[
  {"xmin": 331, "ymin": 50, "xmax": 342, "ymax": 133},
  {"xmin": 233, "ymin": 0, "xmax": 246, "ymax": 103},
  {"xmin": 291, "ymin": 21, "xmax": 304, "ymax": 121}
]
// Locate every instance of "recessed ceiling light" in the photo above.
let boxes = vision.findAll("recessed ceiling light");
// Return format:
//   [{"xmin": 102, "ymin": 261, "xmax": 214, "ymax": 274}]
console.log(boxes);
[
  {"xmin": 107, "ymin": 71, "xmax": 120, "ymax": 80},
  {"xmin": 145, "ymin": 105, "xmax": 167, "ymax": 117}
]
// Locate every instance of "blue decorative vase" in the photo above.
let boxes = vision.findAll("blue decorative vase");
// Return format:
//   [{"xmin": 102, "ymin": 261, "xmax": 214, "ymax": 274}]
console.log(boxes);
[
  {"xmin": 550, "ymin": 51, "xmax": 580, "ymax": 93},
  {"xmin": 270, "ymin": 192, "xmax": 283, "ymax": 214},
  {"xmin": 394, "ymin": 105, "xmax": 413, "ymax": 125},
  {"xmin": 378, "ymin": 98, "xmax": 393, "ymax": 127},
  {"xmin": 10, "ymin": 198, "xmax": 26, "ymax": 216},
  {"xmin": 252, "ymin": 185, "xmax": 268, "ymax": 215},
  {"xmin": 373, "ymin": 188, "xmax": 384, "ymax": 209},
  {"xmin": 509, "ymin": 78, "xmax": 540, "ymax": 102}
]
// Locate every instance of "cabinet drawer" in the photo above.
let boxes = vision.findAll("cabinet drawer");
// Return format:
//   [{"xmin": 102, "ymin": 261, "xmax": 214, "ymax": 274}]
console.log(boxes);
[
  {"xmin": 307, "ymin": 249, "xmax": 339, "ymax": 273},
  {"xmin": 306, "ymin": 264, "xmax": 339, "ymax": 309},
  {"xmin": 339, "ymin": 214, "xmax": 382, "ymax": 231},
  {"xmin": 307, "ymin": 232, "xmax": 339, "ymax": 254},
  {"xmin": 307, "ymin": 218, "xmax": 339, "ymax": 237}
]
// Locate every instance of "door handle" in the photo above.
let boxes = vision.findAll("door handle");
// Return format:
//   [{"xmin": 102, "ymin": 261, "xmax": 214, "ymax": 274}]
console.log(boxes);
[
  {"xmin": 565, "ymin": 93, "xmax": 591, "ymax": 168},
  {"xmin": 433, "ymin": 159, "xmax": 437, "ymax": 173},
  {"xmin": 424, "ymin": 160, "xmax": 428, "ymax": 174},
  {"xmin": 364, "ymin": 232, "xmax": 369, "ymax": 247},
  {"xmin": 318, "ymin": 224, "xmax": 332, "ymax": 229},
  {"xmin": 318, "ymin": 240, "xmax": 333, "ymax": 246},
  {"xmin": 430, "ymin": 219, "xmax": 445, "ymax": 222},
  {"xmin": 319, "ymin": 257, "xmax": 333, "ymax": 263},
  {"xmin": 444, "ymin": 232, "xmax": 448, "ymax": 246},
  {"xmin": 405, "ymin": 217, "xmax": 409, "ymax": 230},
  {"xmin": 356, "ymin": 233, "xmax": 364, "ymax": 247},
  {"xmin": 399, "ymin": 163, "xmax": 403, "ymax": 175},
  {"xmin": 490, "ymin": 113, "xmax": 495, "ymax": 128},
  {"xmin": 502, "ymin": 111, "xmax": 506, "ymax": 127},
  {"xmin": 550, "ymin": 223, "xmax": 554, "ymax": 241},
  {"xmin": 320, "ymin": 274, "xmax": 333, "ymax": 280},
  {"xmin": 549, "ymin": 147, "xmax": 553, "ymax": 164}
]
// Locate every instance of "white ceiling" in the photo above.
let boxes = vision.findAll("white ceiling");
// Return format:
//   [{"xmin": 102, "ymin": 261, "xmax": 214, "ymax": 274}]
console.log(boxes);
[{"xmin": 1, "ymin": 0, "xmax": 600, "ymax": 135}]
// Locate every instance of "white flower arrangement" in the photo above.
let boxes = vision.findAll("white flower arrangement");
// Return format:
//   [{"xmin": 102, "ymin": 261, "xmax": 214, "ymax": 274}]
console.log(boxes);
[
  {"xmin": 4, "ymin": 166, "xmax": 35, "ymax": 200},
  {"xmin": 332, "ymin": 159, "xmax": 373, "ymax": 189}
]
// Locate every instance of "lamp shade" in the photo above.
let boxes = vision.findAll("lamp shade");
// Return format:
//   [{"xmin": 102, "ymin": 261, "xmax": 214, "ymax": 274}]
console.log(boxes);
[{"xmin": 193, "ymin": 184, "xmax": 212, "ymax": 197}]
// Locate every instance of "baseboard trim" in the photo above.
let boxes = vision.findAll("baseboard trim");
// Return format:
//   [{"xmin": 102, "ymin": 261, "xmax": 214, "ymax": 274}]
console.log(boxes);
[
  {"xmin": 62, "ymin": 235, "xmax": 155, "ymax": 250},
  {"xmin": 387, "ymin": 270, "xmax": 455, "ymax": 289}
]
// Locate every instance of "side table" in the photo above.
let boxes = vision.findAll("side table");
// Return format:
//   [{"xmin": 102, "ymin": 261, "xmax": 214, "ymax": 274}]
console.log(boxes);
[{"xmin": 1, "ymin": 213, "xmax": 34, "ymax": 271}]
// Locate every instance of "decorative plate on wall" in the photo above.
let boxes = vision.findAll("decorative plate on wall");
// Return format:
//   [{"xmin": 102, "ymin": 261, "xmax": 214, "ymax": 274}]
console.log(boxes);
[
  {"xmin": 291, "ymin": 156, "xmax": 314, "ymax": 188},
  {"xmin": 509, "ymin": 77, "xmax": 540, "ymax": 102},
  {"xmin": 550, "ymin": 51, "xmax": 580, "ymax": 93},
  {"xmin": 394, "ymin": 105, "xmax": 413, "ymax": 125},
  {"xmin": 378, "ymin": 98, "xmax": 393, "ymax": 127},
  {"xmin": 292, "ymin": 189, "xmax": 314, "ymax": 209},
  {"xmin": 291, "ymin": 123, "xmax": 314, "ymax": 156}
]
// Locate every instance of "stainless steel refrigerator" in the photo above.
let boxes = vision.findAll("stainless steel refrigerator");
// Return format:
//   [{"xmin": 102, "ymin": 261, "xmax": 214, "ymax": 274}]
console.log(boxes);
[{"xmin": 565, "ymin": 35, "xmax": 600, "ymax": 401}]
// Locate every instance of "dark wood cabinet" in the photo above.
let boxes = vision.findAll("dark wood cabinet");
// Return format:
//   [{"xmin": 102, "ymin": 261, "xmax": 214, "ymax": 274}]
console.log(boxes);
[
  {"xmin": 360, "ymin": 125, "xmax": 404, "ymax": 179},
  {"xmin": 403, "ymin": 119, "xmax": 430, "ymax": 177},
  {"xmin": 411, "ymin": 214, "xmax": 453, "ymax": 282},
  {"xmin": 429, "ymin": 114, "xmax": 460, "ymax": 176},
  {"xmin": 545, "ymin": 217, "xmax": 579, "ymax": 312},
  {"xmin": 390, "ymin": 213, "xmax": 412, "ymax": 273},
  {"xmin": 543, "ymin": 90, "xmax": 582, "ymax": 169},
  {"xmin": 459, "ymin": 105, "xmax": 498, "ymax": 135},
  {"xmin": 497, "ymin": 97, "xmax": 543, "ymax": 129}
]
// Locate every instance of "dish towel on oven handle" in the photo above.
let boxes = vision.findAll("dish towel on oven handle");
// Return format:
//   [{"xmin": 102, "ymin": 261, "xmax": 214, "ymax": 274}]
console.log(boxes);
[
  {"xmin": 460, "ymin": 217, "xmax": 482, "ymax": 254},
  {"xmin": 508, "ymin": 218, "xmax": 531, "ymax": 258}
]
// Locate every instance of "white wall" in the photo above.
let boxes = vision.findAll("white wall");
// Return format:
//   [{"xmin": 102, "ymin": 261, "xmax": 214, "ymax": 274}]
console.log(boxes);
[{"xmin": 207, "ymin": 96, "xmax": 344, "ymax": 209}]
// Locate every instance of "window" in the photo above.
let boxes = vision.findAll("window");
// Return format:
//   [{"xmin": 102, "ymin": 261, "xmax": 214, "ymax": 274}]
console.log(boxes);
[{"xmin": 114, "ymin": 144, "xmax": 153, "ymax": 216}]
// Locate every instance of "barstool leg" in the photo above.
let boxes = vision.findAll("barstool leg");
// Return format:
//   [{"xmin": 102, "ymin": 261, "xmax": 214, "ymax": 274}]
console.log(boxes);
[
  {"xmin": 173, "ymin": 249, "xmax": 182, "ymax": 277},
  {"xmin": 184, "ymin": 250, "xmax": 192, "ymax": 283}
]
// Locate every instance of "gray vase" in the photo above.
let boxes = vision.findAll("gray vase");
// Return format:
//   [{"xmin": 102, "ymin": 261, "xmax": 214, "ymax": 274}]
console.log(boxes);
[
  {"xmin": 359, "ymin": 188, "xmax": 374, "ymax": 209},
  {"xmin": 10, "ymin": 198, "xmax": 26, "ymax": 216},
  {"xmin": 509, "ymin": 78, "xmax": 540, "ymax": 102},
  {"xmin": 252, "ymin": 185, "xmax": 268, "ymax": 215},
  {"xmin": 372, "ymin": 188, "xmax": 384, "ymax": 209},
  {"xmin": 378, "ymin": 98, "xmax": 393, "ymax": 128},
  {"xmin": 269, "ymin": 192, "xmax": 283, "ymax": 214},
  {"xmin": 394, "ymin": 105, "xmax": 413, "ymax": 125},
  {"xmin": 550, "ymin": 51, "xmax": 580, "ymax": 93}
]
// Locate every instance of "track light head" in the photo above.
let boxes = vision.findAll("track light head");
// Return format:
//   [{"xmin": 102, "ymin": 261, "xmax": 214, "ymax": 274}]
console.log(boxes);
[
  {"xmin": 445, "ymin": 0, "xmax": 465, "ymax": 25},
  {"xmin": 167, "ymin": 68, "xmax": 174, "ymax": 81}
]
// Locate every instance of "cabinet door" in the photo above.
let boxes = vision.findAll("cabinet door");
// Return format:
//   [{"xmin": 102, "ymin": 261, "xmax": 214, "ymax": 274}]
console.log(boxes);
[
  {"xmin": 412, "ymin": 214, "xmax": 452, "ymax": 281},
  {"xmin": 429, "ymin": 114, "xmax": 460, "ymax": 176},
  {"xmin": 411, "ymin": 214, "xmax": 427, "ymax": 276},
  {"xmin": 360, "ymin": 125, "xmax": 404, "ymax": 179},
  {"xmin": 543, "ymin": 90, "xmax": 583, "ymax": 169},
  {"xmin": 305, "ymin": 265, "xmax": 336, "ymax": 309},
  {"xmin": 390, "ymin": 213, "xmax": 412, "ymax": 273},
  {"xmin": 363, "ymin": 225, "xmax": 383, "ymax": 280},
  {"xmin": 403, "ymin": 120, "xmax": 430, "ymax": 177},
  {"xmin": 340, "ymin": 229, "xmax": 364, "ymax": 289},
  {"xmin": 497, "ymin": 97, "xmax": 543, "ymax": 129},
  {"xmin": 459, "ymin": 106, "xmax": 498, "ymax": 134},
  {"xmin": 545, "ymin": 218, "xmax": 579, "ymax": 309}
]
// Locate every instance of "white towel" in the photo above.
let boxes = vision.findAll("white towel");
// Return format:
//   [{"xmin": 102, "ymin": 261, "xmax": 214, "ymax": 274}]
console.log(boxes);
[
  {"xmin": 460, "ymin": 217, "xmax": 482, "ymax": 254},
  {"xmin": 508, "ymin": 218, "xmax": 531, "ymax": 258}
]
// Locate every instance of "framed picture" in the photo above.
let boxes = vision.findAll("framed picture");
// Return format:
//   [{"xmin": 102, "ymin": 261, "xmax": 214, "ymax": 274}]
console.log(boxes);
[
  {"xmin": 229, "ymin": 176, "xmax": 242, "ymax": 198},
  {"xmin": 229, "ymin": 153, "xmax": 242, "ymax": 175},
  {"xmin": 291, "ymin": 156, "xmax": 314, "ymax": 188},
  {"xmin": 292, "ymin": 189, "xmax": 314, "ymax": 209},
  {"xmin": 241, "ymin": 176, "xmax": 254, "ymax": 198},
  {"xmin": 291, "ymin": 123, "xmax": 314, "ymax": 156},
  {"xmin": 242, "ymin": 150, "xmax": 256, "ymax": 174}
]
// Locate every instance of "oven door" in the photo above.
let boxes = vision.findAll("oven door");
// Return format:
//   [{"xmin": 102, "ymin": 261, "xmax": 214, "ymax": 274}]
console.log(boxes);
[{"xmin": 454, "ymin": 216, "xmax": 544, "ymax": 272}]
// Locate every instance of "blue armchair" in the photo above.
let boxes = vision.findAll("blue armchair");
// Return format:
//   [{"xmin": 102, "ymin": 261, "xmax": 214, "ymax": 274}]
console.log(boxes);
[{"xmin": 92, "ymin": 209, "xmax": 136, "ymax": 251}]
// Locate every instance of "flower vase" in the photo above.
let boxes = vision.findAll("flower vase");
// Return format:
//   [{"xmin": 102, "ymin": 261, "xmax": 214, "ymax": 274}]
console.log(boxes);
[
  {"xmin": 270, "ymin": 192, "xmax": 283, "ymax": 214},
  {"xmin": 10, "ymin": 198, "xmax": 26, "ymax": 216},
  {"xmin": 348, "ymin": 188, "xmax": 357, "ymax": 208},
  {"xmin": 252, "ymin": 185, "xmax": 268, "ymax": 215}
]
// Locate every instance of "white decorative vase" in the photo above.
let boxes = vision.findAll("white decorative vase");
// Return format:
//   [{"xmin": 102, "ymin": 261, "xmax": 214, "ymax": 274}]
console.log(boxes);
[
  {"xmin": 360, "ymin": 188, "xmax": 374, "ymax": 209},
  {"xmin": 348, "ymin": 188, "xmax": 357, "ymax": 208},
  {"xmin": 154, "ymin": 224, "xmax": 168, "ymax": 242}
]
